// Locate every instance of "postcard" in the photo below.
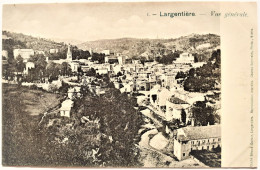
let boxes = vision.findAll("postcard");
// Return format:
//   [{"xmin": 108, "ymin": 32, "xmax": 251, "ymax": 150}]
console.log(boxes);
[{"xmin": 1, "ymin": 1, "xmax": 258, "ymax": 168}]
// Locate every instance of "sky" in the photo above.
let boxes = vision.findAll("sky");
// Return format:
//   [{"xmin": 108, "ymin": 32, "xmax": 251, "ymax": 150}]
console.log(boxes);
[{"xmin": 3, "ymin": 2, "xmax": 220, "ymax": 42}]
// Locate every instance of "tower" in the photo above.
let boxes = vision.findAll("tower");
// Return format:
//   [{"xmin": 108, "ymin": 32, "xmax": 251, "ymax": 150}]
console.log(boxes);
[{"xmin": 67, "ymin": 44, "xmax": 72, "ymax": 61}]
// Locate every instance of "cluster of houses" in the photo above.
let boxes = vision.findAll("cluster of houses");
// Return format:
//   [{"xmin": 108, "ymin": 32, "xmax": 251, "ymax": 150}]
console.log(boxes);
[{"xmin": 2, "ymin": 42, "xmax": 221, "ymax": 162}]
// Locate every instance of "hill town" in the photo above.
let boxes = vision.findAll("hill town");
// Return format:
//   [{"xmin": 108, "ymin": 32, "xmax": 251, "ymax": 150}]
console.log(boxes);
[{"xmin": 2, "ymin": 31, "xmax": 221, "ymax": 167}]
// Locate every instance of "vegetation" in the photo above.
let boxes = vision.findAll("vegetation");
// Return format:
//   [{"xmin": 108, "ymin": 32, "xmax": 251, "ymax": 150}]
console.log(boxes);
[
  {"xmin": 78, "ymin": 34, "xmax": 220, "ymax": 61},
  {"xmin": 69, "ymin": 77, "xmax": 143, "ymax": 166},
  {"xmin": 175, "ymin": 71, "xmax": 187, "ymax": 79},
  {"xmin": 156, "ymin": 52, "xmax": 180, "ymax": 65},
  {"xmin": 191, "ymin": 147, "xmax": 221, "ymax": 167},
  {"xmin": 91, "ymin": 52, "xmax": 105, "ymax": 63},
  {"xmin": 183, "ymin": 49, "xmax": 221, "ymax": 92},
  {"xmin": 191, "ymin": 101, "xmax": 220, "ymax": 126},
  {"xmin": 2, "ymin": 80, "xmax": 143, "ymax": 167},
  {"xmin": 2, "ymin": 84, "xmax": 63, "ymax": 166},
  {"xmin": 181, "ymin": 109, "xmax": 186, "ymax": 124},
  {"xmin": 2, "ymin": 30, "xmax": 64, "ymax": 51}
]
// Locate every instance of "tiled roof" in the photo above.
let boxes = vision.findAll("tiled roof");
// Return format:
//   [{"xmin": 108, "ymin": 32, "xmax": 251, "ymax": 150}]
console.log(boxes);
[{"xmin": 178, "ymin": 125, "xmax": 221, "ymax": 141}]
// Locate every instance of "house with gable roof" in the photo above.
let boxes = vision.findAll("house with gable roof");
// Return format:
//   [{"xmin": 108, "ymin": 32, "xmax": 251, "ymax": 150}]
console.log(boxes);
[{"xmin": 174, "ymin": 125, "xmax": 221, "ymax": 160}]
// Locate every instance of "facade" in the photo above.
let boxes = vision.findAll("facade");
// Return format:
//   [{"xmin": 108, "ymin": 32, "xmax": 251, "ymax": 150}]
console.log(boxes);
[
  {"xmin": 50, "ymin": 49, "xmax": 59, "ymax": 54},
  {"xmin": 60, "ymin": 99, "xmax": 74, "ymax": 117},
  {"xmin": 175, "ymin": 53, "xmax": 194, "ymax": 64},
  {"xmin": 13, "ymin": 49, "xmax": 34, "ymax": 62},
  {"xmin": 70, "ymin": 61, "xmax": 80, "ymax": 72},
  {"xmin": 174, "ymin": 125, "xmax": 221, "ymax": 160},
  {"xmin": 165, "ymin": 96, "xmax": 190, "ymax": 121},
  {"xmin": 118, "ymin": 55, "xmax": 125, "ymax": 65}
]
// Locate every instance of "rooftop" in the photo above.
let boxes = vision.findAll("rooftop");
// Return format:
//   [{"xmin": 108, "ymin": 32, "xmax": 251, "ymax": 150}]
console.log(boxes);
[{"xmin": 177, "ymin": 125, "xmax": 221, "ymax": 141}]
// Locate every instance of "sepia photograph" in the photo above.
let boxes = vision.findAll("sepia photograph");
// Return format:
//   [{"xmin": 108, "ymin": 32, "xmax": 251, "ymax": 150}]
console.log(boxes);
[{"xmin": 3, "ymin": 1, "xmax": 251, "ymax": 168}]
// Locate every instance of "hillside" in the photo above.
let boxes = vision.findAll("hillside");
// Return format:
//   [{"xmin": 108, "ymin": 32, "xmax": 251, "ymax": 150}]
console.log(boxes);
[
  {"xmin": 78, "ymin": 34, "xmax": 220, "ymax": 62},
  {"xmin": 2, "ymin": 31, "xmax": 66, "ymax": 54},
  {"xmin": 2, "ymin": 31, "xmax": 220, "ymax": 62}
]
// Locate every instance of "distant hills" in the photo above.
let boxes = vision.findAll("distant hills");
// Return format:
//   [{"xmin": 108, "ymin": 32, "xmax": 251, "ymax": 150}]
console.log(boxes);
[
  {"xmin": 2, "ymin": 31, "xmax": 220, "ymax": 62},
  {"xmin": 77, "ymin": 33, "xmax": 220, "ymax": 61}
]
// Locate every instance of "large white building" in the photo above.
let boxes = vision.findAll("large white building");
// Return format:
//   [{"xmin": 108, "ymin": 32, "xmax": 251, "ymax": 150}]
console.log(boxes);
[
  {"xmin": 174, "ymin": 125, "xmax": 221, "ymax": 160},
  {"xmin": 49, "ymin": 49, "xmax": 59, "ymax": 54},
  {"xmin": 174, "ymin": 53, "xmax": 194, "ymax": 64},
  {"xmin": 13, "ymin": 49, "xmax": 34, "ymax": 62}
]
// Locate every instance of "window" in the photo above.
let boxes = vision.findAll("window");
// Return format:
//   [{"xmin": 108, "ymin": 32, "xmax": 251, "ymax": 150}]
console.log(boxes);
[
  {"xmin": 213, "ymin": 139, "xmax": 215, "ymax": 142},
  {"xmin": 218, "ymin": 138, "xmax": 221, "ymax": 141},
  {"xmin": 183, "ymin": 153, "xmax": 185, "ymax": 157}
]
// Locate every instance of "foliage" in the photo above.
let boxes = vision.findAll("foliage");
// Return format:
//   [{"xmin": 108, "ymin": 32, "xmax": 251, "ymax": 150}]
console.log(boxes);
[
  {"xmin": 191, "ymin": 101, "xmax": 218, "ymax": 126},
  {"xmin": 175, "ymin": 71, "xmax": 187, "ymax": 79},
  {"xmin": 71, "ymin": 46, "xmax": 91, "ymax": 60},
  {"xmin": 181, "ymin": 109, "xmax": 186, "ymax": 124},
  {"xmin": 2, "ymin": 83, "xmax": 143, "ymax": 167},
  {"xmin": 71, "ymin": 87, "xmax": 143, "ymax": 167},
  {"xmin": 91, "ymin": 53, "xmax": 105, "ymax": 63},
  {"xmin": 156, "ymin": 52, "xmax": 179, "ymax": 64},
  {"xmin": 183, "ymin": 50, "xmax": 221, "ymax": 92}
]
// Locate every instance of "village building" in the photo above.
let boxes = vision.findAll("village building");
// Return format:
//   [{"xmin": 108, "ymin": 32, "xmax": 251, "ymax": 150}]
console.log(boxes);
[
  {"xmin": 60, "ymin": 99, "xmax": 74, "ymax": 118},
  {"xmin": 165, "ymin": 96, "xmax": 190, "ymax": 121},
  {"xmin": 174, "ymin": 52, "xmax": 194, "ymax": 64},
  {"xmin": 174, "ymin": 125, "xmax": 221, "ymax": 161},
  {"xmin": 13, "ymin": 49, "xmax": 34, "ymax": 62},
  {"xmin": 70, "ymin": 61, "xmax": 80, "ymax": 72},
  {"xmin": 49, "ymin": 49, "xmax": 59, "ymax": 54}
]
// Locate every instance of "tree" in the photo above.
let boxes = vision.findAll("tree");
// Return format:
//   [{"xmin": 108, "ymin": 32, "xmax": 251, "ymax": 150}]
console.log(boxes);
[
  {"xmin": 86, "ymin": 68, "xmax": 96, "ymax": 77},
  {"xmin": 191, "ymin": 101, "xmax": 217, "ymax": 126},
  {"xmin": 117, "ymin": 71, "xmax": 123, "ymax": 77},
  {"xmin": 71, "ymin": 86, "xmax": 143, "ymax": 167},
  {"xmin": 61, "ymin": 62, "xmax": 72, "ymax": 76},
  {"xmin": 175, "ymin": 71, "xmax": 186, "ymax": 79},
  {"xmin": 156, "ymin": 52, "xmax": 179, "ymax": 64},
  {"xmin": 15, "ymin": 55, "xmax": 25, "ymax": 72},
  {"xmin": 92, "ymin": 53, "xmax": 105, "ymax": 63},
  {"xmin": 181, "ymin": 109, "xmax": 186, "ymax": 124},
  {"xmin": 46, "ymin": 62, "xmax": 60, "ymax": 82}
]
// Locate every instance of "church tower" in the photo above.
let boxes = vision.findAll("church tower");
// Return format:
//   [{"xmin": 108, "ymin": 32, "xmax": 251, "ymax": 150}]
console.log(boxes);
[{"xmin": 67, "ymin": 44, "xmax": 72, "ymax": 61}]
